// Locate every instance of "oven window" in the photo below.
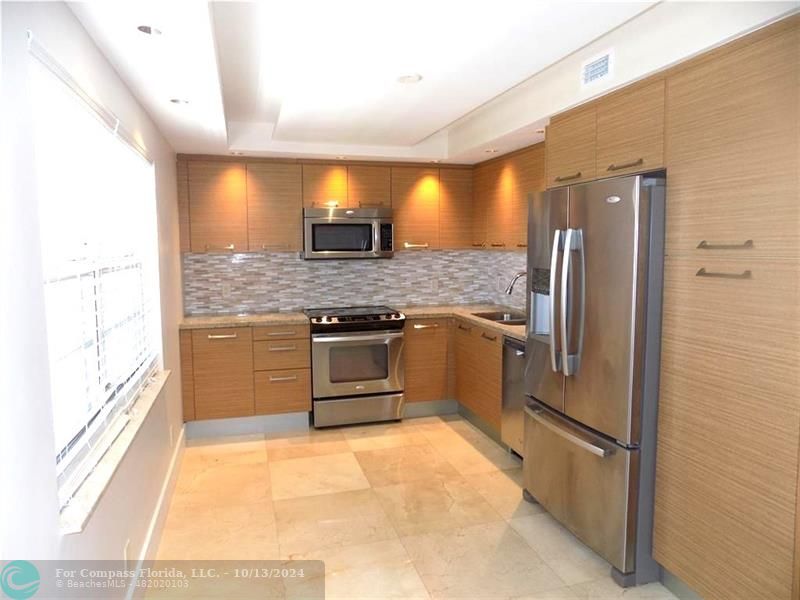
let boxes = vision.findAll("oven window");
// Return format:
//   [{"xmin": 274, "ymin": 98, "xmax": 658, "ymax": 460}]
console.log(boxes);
[
  {"xmin": 312, "ymin": 224, "xmax": 374, "ymax": 252},
  {"xmin": 329, "ymin": 344, "xmax": 388, "ymax": 383}
]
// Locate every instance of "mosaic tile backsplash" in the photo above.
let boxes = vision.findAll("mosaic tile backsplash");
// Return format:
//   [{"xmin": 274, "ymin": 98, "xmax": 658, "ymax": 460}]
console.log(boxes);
[{"xmin": 183, "ymin": 250, "xmax": 527, "ymax": 315}]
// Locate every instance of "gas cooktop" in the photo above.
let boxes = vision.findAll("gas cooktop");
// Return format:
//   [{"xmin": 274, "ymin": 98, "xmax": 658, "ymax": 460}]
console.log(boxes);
[{"xmin": 303, "ymin": 305, "xmax": 405, "ymax": 333}]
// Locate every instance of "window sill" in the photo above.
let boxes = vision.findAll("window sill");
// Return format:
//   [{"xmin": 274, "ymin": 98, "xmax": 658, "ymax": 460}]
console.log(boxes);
[{"xmin": 59, "ymin": 370, "xmax": 172, "ymax": 535}]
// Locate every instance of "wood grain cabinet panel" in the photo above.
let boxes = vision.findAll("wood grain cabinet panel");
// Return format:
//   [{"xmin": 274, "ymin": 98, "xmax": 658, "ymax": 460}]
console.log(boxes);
[
  {"xmin": 486, "ymin": 161, "xmax": 513, "ymax": 249},
  {"xmin": 179, "ymin": 330, "xmax": 194, "ymax": 421},
  {"xmin": 438, "ymin": 169, "xmax": 474, "ymax": 249},
  {"xmin": 654, "ymin": 256, "xmax": 800, "ymax": 600},
  {"xmin": 663, "ymin": 26, "xmax": 799, "ymax": 259},
  {"xmin": 177, "ymin": 161, "xmax": 191, "ymax": 253},
  {"xmin": 253, "ymin": 324, "xmax": 310, "ymax": 341},
  {"xmin": 253, "ymin": 339, "xmax": 310, "ymax": 371},
  {"xmin": 454, "ymin": 321, "xmax": 502, "ymax": 431},
  {"xmin": 404, "ymin": 318, "xmax": 449, "ymax": 403},
  {"xmin": 188, "ymin": 161, "xmax": 248, "ymax": 252},
  {"xmin": 595, "ymin": 78, "xmax": 665, "ymax": 176},
  {"xmin": 191, "ymin": 328, "xmax": 254, "ymax": 420},
  {"xmin": 509, "ymin": 144, "xmax": 545, "ymax": 249},
  {"xmin": 247, "ymin": 163, "xmax": 302, "ymax": 251},
  {"xmin": 391, "ymin": 167, "xmax": 439, "ymax": 249},
  {"xmin": 545, "ymin": 107, "xmax": 597, "ymax": 188},
  {"xmin": 255, "ymin": 369, "xmax": 311, "ymax": 415},
  {"xmin": 470, "ymin": 165, "xmax": 491, "ymax": 248},
  {"xmin": 302, "ymin": 164, "xmax": 348, "ymax": 208},
  {"xmin": 347, "ymin": 165, "xmax": 391, "ymax": 208}
]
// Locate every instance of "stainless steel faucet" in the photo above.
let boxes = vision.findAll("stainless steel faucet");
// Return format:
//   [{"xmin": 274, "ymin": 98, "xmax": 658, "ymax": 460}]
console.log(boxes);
[{"xmin": 505, "ymin": 270, "xmax": 527, "ymax": 295}]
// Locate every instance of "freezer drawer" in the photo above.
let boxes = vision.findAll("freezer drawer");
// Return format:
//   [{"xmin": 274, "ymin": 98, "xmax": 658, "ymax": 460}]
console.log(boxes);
[{"xmin": 523, "ymin": 402, "xmax": 638, "ymax": 574}]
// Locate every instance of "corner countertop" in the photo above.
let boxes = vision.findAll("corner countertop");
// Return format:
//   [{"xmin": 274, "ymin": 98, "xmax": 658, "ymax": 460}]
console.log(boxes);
[{"xmin": 180, "ymin": 304, "xmax": 527, "ymax": 342}]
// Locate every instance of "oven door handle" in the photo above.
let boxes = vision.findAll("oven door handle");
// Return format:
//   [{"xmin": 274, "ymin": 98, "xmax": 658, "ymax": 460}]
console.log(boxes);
[{"xmin": 312, "ymin": 331, "xmax": 405, "ymax": 344}]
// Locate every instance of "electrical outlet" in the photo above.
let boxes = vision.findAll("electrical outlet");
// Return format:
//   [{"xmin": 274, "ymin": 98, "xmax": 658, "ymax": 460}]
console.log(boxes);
[
  {"xmin": 221, "ymin": 283, "xmax": 232, "ymax": 298},
  {"xmin": 123, "ymin": 538, "xmax": 131, "ymax": 567}
]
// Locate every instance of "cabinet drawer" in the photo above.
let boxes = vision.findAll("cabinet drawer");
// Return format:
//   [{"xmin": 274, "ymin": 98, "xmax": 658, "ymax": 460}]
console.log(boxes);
[
  {"xmin": 191, "ymin": 327, "xmax": 254, "ymax": 420},
  {"xmin": 253, "ymin": 323, "xmax": 309, "ymax": 341},
  {"xmin": 253, "ymin": 339, "xmax": 310, "ymax": 371},
  {"xmin": 654, "ymin": 256, "xmax": 800, "ymax": 599},
  {"xmin": 255, "ymin": 368, "xmax": 311, "ymax": 415}
]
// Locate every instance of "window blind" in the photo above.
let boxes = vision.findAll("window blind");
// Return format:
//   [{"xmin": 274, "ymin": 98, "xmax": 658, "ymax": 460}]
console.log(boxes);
[{"xmin": 29, "ymin": 36, "xmax": 162, "ymax": 509}]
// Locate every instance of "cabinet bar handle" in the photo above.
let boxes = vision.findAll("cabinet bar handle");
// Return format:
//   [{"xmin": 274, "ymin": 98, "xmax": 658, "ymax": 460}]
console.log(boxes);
[
  {"xmin": 268, "ymin": 345, "xmax": 297, "ymax": 352},
  {"xmin": 696, "ymin": 268, "xmax": 752, "ymax": 280},
  {"xmin": 607, "ymin": 158, "xmax": 644, "ymax": 172},
  {"xmin": 457, "ymin": 324, "xmax": 472, "ymax": 332},
  {"xmin": 266, "ymin": 331, "xmax": 296, "ymax": 337},
  {"xmin": 516, "ymin": 244, "xmax": 527, "ymax": 248},
  {"xmin": 269, "ymin": 375, "xmax": 298, "ymax": 382},
  {"xmin": 481, "ymin": 332, "xmax": 498, "ymax": 342},
  {"xmin": 490, "ymin": 243, "xmax": 506, "ymax": 248},
  {"xmin": 413, "ymin": 323, "xmax": 439, "ymax": 329},
  {"xmin": 404, "ymin": 242, "xmax": 430, "ymax": 249},
  {"xmin": 207, "ymin": 333, "xmax": 238, "ymax": 340},
  {"xmin": 697, "ymin": 239, "xmax": 754, "ymax": 250},
  {"xmin": 204, "ymin": 244, "xmax": 235, "ymax": 251},
  {"xmin": 471, "ymin": 243, "xmax": 486, "ymax": 248},
  {"xmin": 554, "ymin": 172, "xmax": 581, "ymax": 182}
]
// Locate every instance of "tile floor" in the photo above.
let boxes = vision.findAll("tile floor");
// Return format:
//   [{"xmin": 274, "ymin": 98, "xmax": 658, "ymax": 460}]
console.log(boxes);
[{"xmin": 157, "ymin": 414, "xmax": 678, "ymax": 600}]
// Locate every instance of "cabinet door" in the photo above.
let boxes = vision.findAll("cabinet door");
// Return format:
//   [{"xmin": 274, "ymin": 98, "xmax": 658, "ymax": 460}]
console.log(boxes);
[
  {"xmin": 191, "ymin": 328, "xmax": 254, "ymax": 420},
  {"xmin": 545, "ymin": 107, "xmax": 597, "ymax": 188},
  {"xmin": 654, "ymin": 256, "xmax": 800, "ymax": 600},
  {"xmin": 471, "ymin": 326, "xmax": 502, "ymax": 429},
  {"xmin": 438, "ymin": 169, "xmax": 473, "ymax": 249},
  {"xmin": 405, "ymin": 318, "xmax": 449, "ymax": 403},
  {"xmin": 471, "ymin": 165, "xmax": 490, "ymax": 249},
  {"xmin": 485, "ymin": 160, "xmax": 513, "ymax": 250},
  {"xmin": 596, "ymin": 78, "xmax": 665, "ymax": 176},
  {"xmin": 179, "ymin": 330, "xmax": 195, "ymax": 421},
  {"xmin": 247, "ymin": 163, "xmax": 302, "ymax": 251},
  {"xmin": 391, "ymin": 167, "xmax": 439, "ymax": 249},
  {"xmin": 302, "ymin": 164, "xmax": 348, "ymax": 208},
  {"xmin": 664, "ymin": 27, "xmax": 799, "ymax": 259},
  {"xmin": 188, "ymin": 161, "xmax": 248, "ymax": 252},
  {"xmin": 347, "ymin": 165, "xmax": 391, "ymax": 208},
  {"xmin": 454, "ymin": 321, "xmax": 477, "ymax": 411},
  {"xmin": 177, "ymin": 160, "xmax": 191, "ymax": 253},
  {"xmin": 509, "ymin": 144, "xmax": 545, "ymax": 250}
]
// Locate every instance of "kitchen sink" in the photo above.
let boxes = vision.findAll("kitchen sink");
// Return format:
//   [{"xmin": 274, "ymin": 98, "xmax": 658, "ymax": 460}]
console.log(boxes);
[{"xmin": 472, "ymin": 311, "xmax": 526, "ymax": 326}]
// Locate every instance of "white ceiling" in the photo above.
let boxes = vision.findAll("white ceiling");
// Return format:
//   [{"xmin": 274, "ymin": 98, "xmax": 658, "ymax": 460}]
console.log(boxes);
[{"xmin": 71, "ymin": 1, "xmax": 789, "ymax": 164}]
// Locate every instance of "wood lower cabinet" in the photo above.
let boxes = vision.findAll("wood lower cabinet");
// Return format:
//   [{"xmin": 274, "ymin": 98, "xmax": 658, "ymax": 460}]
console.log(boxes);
[
  {"xmin": 595, "ymin": 78, "xmax": 665, "ymax": 177},
  {"xmin": 347, "ymin": 165, "xmax": 391, "ymax": 208},
  {"xmin": 255, "ymin": 369, "xmax": 311, "ymax": 415},
  {"xmin": 545, "ymin": 107, "xmax": 597, "ymax": 188},
  {"xmin": 438, "ymin": 169, "xmax": 473, "ymax": 249},
  {"xmin": 190, "ymin": 328, "xmax": 254, "ymax": 420},
  {"xmin": 454, "ymin": 321, "xmax": 502, "ymax": 430},
  {"xmin": 253, "ymin": 324, "xmax": 310, "ymax": 341},
  {"xmin": 303, "ymin": 164, "xmax": 348, "ymax": 208},
  {"xmin": 391, "ymin": 167, "xmax": 440, "ymax": 249},
  {"xmin": 253, "ymin": 339, "xmax": 310, "ymax": 371},
  {"xmin": 246, "ymin": 163, "xmax": 302, "ymax": 251},
  {"xmin": 187, "ymin": 161, "xmax": 248, "ymax": 252},
  {"xmin": 404, "ymin": 318, "xmax": 450, "ymax": 403},
  {"xmin": 179, "ymin": 330, "xmax": 195, "ymax": 421}
]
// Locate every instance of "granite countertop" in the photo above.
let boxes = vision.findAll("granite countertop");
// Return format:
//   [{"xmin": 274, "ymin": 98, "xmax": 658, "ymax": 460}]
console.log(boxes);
[{"xmin": 180, "ymin": 303, "xmax": 527, "ymax": 341}]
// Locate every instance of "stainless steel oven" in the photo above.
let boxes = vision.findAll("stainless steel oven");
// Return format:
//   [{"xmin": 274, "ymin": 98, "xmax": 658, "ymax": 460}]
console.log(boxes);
[
  {"xmin": 303, "ymin": 207, "xmax": 393, "ymax": 259},
  {"xmin": 305, "ymin": 306, "xmax": 405, "ymax": 427}
]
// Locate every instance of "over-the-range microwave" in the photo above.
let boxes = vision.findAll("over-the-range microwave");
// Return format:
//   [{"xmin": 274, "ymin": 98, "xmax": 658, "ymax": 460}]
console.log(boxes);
[{"xmin": 303, "ymin": 207, "xmax": 394, "ymax": 259}]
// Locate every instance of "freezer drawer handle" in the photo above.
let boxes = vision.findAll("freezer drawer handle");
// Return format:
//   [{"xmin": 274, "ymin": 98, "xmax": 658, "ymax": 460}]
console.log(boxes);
[
  {"xmin": 695, "ymin": 267, "xmax": 752, "ymax": 280},
  {"xmin": 548, "ymin": 230, "xmax": 563, "ymax": 373},
  {"xmin": 606, "ymin": 158, "xmax": 644, "ymax": 172},
  {"xmin": 560, "ymin": 228, "xmax": 586, "ymax": 376},
  {"xmin": 525, "ymin": 406, "xmax": 614, "ymax": 458},
  {"xmin": 554, "ymin": 172, "xmax": 582, "ymax": 183},
  {"xmin": 696, "ymin": 239, "xmax": 754, "ymax": 250}
]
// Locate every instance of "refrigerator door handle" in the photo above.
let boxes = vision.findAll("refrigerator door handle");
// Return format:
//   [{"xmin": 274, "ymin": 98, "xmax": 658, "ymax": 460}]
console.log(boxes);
[
  {"xmin": 525, "ymin": 405, "xmax": 614, "ymax": 458},
  {"xmin": 560, "ymin": 228, "xmax": 586, "ymax": 376},
  {"xmin": 548, "ymin": 229, "xmax": 563, "ymax": 372}
]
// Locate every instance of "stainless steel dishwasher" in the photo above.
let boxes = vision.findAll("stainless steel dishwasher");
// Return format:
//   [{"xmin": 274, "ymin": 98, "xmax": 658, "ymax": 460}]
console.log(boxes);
[{"xmin": 502, "ymin": 337, "xmax": 526, "ymax": 456}]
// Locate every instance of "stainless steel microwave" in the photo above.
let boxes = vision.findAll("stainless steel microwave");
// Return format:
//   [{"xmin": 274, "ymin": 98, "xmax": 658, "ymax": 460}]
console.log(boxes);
[{"xmin": 303, "ymin": 207, "xmax": 394, "ymax": 259}]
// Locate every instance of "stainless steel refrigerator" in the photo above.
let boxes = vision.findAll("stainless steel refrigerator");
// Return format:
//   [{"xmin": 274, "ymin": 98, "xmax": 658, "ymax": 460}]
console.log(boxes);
[{"xmin": 522, "ymin": 172, "xmax": 665, "ymax": 587}]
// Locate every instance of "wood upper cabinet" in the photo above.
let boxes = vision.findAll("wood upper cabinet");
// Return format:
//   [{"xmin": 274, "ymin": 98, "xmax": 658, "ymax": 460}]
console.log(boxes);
[
  {"xmin": 596, "ymin": 79, "xmax": 665, "ymax": 176},
  {"xmin": 471, "ymin": 164, "xmax": 491, "ymax": 248},
  {"xmin": 347, "ymin": 165, "xmax": 391, "ymax": 208},
  {"xmin": 246, "ymin": 163, "xmax": 302, "ymax": 251},
  {"xmin": 454, "ymin": 320, "xmax": 502, "ymax": 431},
  {"xmin": 391, "ymin": 167, "xmax": 439, "ymax": 249},
  {"xmin": 654, "ymin": 256, "xmax": 800, "ymax": 600},
  {"xmin": 404, "ymin": 318, "xmax": 450, "ymax": 403},
  {"xmin": 663, "ymin": 26, "xmax": 799, "ymax": 259},
  {"xmin": 188, "ymin": 161, "xmax": 248, "ymax": 252},
  {"xmin": 509, "ymin": 144, "xmax": 545, "ymax": 249},
  {"xmin": 473, "ymin": 160, "xmax": 511, "ymax": 249},
  {"xmin": 190, "ymin": 327, "xmax": 254, "ymax": 420},
  {"xmin": 545, "ymin": 107, "xmax": 597, "ymax": 188},
  {"xmin": 438, "ymin": 169, "xmax": 473, "ymax": 249},
  {"xmin": 302, "ymin": 164, "xmax": 348, "ymax": 208},
  {"xmin": 177, "ymin": 161, "xmax": 191, "ymax": 253}
]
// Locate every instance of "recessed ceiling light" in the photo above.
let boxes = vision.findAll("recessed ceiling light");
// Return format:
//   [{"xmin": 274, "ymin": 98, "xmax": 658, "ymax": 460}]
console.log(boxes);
[
  {"xmin": 485, "ymin": 148, "xmax": 498, "ymax": 154},
  {"xmin": 137, "ymin": 25, "xmax": 161, "ymax": 36},
  {"xmin": 169, "ymin": 98, "xmax": 189, "ymax": 104},
  {"xmin": 397, "ymin": 74, "xmax": 423, "ymax": 84}
]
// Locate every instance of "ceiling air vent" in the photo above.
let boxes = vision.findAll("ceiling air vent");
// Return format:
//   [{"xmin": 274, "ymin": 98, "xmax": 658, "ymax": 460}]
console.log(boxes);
[{"xmin": 581, "ymin": 50, "xmax": 614, "ymax": 87}]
